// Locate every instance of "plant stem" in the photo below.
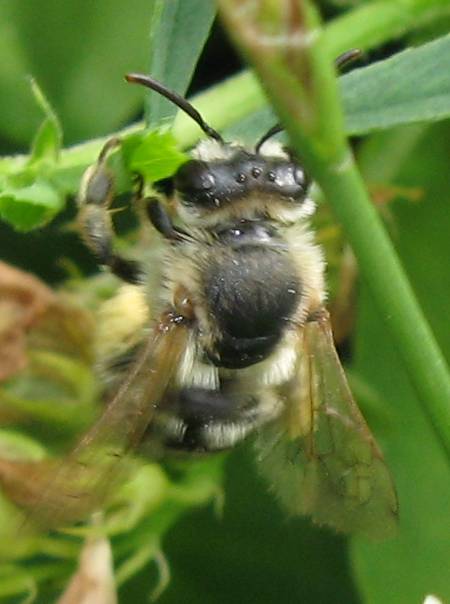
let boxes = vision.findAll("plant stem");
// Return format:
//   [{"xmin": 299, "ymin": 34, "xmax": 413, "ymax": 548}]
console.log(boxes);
[
  {"xmin": 316, "ymin": 155, "xmax": 450, "ymax": 456},
  {"xmin": 218, "ymin": 0, "xmax": 450, "ymax": 459}
]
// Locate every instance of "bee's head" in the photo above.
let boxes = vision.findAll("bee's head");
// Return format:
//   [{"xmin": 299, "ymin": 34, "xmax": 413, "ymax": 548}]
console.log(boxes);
[
  {"xmin": 172, "ymin": 142, "xmax": 310, "ymax": 212},
  {"xmin": 126, "ymin": 50, "xmax": 361, "ymax": 224},
  {"xmin": 125, "ymin": 73, "xmax": 312, "ymax": 224}
]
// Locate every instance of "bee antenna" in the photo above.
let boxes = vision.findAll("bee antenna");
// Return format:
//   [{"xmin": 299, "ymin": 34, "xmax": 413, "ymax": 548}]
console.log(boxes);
[
  {"xmin": 255, "ymin": 48, "xmax": 362, "ymax": 153},
  {"xmin": 125, "ymin": 73, "xmax": 225, "ymax": 144},
  {"xmin": 255, "ymin": 124, "xmax": 284, "ymax": 154},
  {"xmin": 334, "ymin": 48, "xmax": 363, "ymax": 69}
]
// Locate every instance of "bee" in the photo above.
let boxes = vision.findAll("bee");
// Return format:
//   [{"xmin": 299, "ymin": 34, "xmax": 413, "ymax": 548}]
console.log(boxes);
[{"xmin": 27, "ymin": 51, "xmax": 398, "ymax": 539}]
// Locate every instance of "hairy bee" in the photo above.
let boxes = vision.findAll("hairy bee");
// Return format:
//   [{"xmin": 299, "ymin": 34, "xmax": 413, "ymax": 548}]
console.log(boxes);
[{"xmin": 29, "ymin": 53, "xmax": 397, "ymax": 539}]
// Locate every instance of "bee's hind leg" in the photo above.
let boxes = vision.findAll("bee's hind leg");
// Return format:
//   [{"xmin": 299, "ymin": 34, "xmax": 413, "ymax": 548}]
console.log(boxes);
[{"xmin": 77, "ymin": 137, "xmax": 144, "ymax": 284}]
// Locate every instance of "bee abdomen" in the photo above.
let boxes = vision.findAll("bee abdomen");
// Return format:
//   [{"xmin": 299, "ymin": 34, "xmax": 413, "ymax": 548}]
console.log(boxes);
[{"xmin": 147, "ymin": 387, "xmax": 260, "ymax": 453}]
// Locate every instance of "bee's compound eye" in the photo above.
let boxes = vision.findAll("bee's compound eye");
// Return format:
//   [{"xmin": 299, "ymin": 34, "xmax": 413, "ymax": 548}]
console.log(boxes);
[
  {"xmin": 175, "ymin": 160, "xmax": 216, "ymax": 199},
  {"xmin": 294, "ymin": 167, "xmax": 306, "ymax": 185},
  {"xmin": 294, "ymin": 166, "xmax": 308, "ymax": 188}
]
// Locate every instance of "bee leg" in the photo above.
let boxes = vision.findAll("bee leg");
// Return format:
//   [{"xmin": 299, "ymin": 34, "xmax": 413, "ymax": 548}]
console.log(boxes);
[
  {"xmin": 128, "ymin": 169, "xmax": 188, "ymax": 243},
  {"xmin": 78, "ymin": 137, "xmax": 144, "ymax": 284},
  {"xmin": 145, "ymin": 197, "xmax": 185, "ymax": 241}
]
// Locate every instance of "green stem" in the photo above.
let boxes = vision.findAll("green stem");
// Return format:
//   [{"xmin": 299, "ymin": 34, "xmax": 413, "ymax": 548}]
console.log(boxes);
[
  {"xmin": 316, "ymin": 155, "xmax": 450, "ymax": 457},
  {"xmin": 217, "ymin": 0, "xmax": 450, "ymax": 459}
]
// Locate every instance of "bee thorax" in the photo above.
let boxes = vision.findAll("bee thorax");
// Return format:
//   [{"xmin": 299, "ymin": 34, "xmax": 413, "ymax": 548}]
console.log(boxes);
[{"xmin": 203, "ymin": 235, "xmax": 300, "ymax": 369}]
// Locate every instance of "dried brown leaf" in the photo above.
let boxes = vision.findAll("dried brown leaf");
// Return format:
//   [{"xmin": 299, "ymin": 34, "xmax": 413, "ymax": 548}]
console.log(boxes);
[
  {"xmin": 0, "ymin": 262, "xmax": 95, "ymax": 382},
  {"xmin": 0, "ymin": 261, "xmax": 55, "ymax": 380}
]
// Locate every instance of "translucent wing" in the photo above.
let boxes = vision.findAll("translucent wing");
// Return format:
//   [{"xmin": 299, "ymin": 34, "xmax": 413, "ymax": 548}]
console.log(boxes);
[
  {"xmin": 7, "ymin": 312, "xmax": 189, "ymax": 531},
  {"xmin": 256, "ymin": 310, "xmax": 398, "ymax": 539}
]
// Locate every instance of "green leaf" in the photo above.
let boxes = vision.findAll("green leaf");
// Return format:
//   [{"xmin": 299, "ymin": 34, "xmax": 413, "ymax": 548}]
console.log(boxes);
[
  {"xmin": 223, "ymin": 34, "xmax": 450, "ymax": 142},
  {"xmin": 0, "ymin": 0, "xmax": 161, "ymax": 145},
  {"xmin": 175, "ymin": 32, "xmax": 450, "ymax": 148},
  {"xmin": 0, "ymin": 179, "xmax": 63, "ymax": 231},
  {"xmin": 29, "ymin": 78, "xmax": 62, "ymax": 164},
  {"xmin": 0, "ymin": 430, "xmax": 46, "ymax": 462},
  {"xmin": 126, "ymin": 131, "xmax": 188, "ymax": 182},
  {"xmin": 350, "ymin": 124, "xmax": 450, "ymax": 604},
  {"xmin": 341, "ymin": 33, "xmax": 450, "ymax": 135},
  {"xmin": 0, "ymin": 565, "xmax": 37, "ymax": 601},
  {"xmin": 324, "ymin": 0, "xmax": 450, "ymax": 59},
  {"xmin": 146, "ymin": 0, "xmax": 216, "ymax": 124}
]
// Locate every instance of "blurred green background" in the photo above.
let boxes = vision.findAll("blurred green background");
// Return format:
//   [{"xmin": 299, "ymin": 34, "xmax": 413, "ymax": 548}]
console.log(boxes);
[{"xmin": 0, "ymin": 1, "xmax": 449, "ymax": 603}]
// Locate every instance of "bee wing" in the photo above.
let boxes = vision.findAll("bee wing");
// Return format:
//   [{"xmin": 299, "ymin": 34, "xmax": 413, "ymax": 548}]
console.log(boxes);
[
  {"xmin": 19, "ymin": 313, "xmax": 189, "ymax": 530},
  {"xmin": 256, "ymin": 310, "xmax": 398, "ymax": 539}
]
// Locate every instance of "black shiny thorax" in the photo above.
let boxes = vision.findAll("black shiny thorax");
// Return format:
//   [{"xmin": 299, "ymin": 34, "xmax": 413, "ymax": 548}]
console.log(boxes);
[{"xmin": 201, "ymin": 219, "xmax": 301, "ymax": 369}]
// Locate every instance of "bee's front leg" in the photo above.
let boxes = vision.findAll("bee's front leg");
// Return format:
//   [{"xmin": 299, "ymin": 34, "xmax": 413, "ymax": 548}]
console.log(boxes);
[{"xmin": 77, "ymin": 137, "xmax": 144, "ymax": 283}]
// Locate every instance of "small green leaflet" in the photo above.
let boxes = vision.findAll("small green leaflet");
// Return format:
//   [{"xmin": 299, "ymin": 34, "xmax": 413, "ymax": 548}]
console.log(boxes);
[
  {"xmin": 125, "ymin": 130, "xmax": 188, "ymax": 182},
  {"xmin": 29, "ymin": 78, "xmax": 62, "ymax": 164},
  {"xmin": 0, "ymin": 180, "xmax": 63, "ymax": 231},
  {"xmin": 0, "ymin": 79, "xmax": 63, "ymax": 231}
]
